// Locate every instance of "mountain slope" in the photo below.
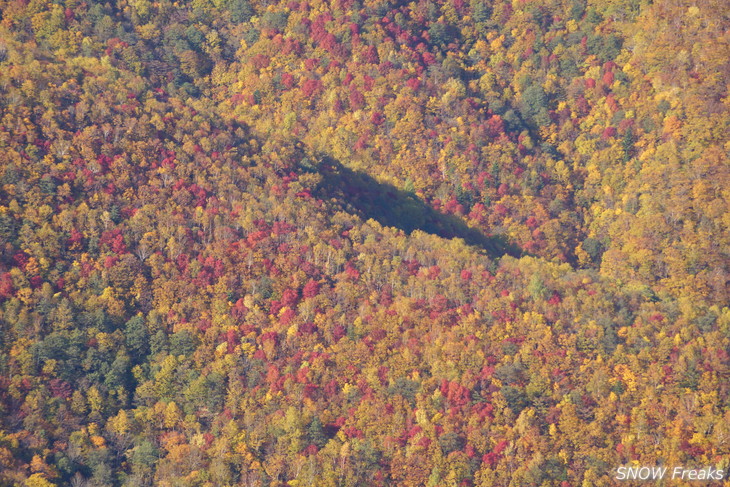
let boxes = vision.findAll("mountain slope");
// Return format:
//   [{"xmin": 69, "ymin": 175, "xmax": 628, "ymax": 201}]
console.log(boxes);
[{"xmin": 0, "ymin": 0, "xmax": 728, "ymax": 485}]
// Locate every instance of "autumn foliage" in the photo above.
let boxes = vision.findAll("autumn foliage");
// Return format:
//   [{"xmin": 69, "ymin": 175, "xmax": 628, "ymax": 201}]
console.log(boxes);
[{"xmin": 0, "ymin": 0, "xmax": 728, "ymax": 485}]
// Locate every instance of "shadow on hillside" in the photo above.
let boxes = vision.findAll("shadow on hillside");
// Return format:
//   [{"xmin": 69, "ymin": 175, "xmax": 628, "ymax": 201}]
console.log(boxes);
[{"xmin": 311, "ymin": 157, "xmax": 521, "ymax": 259}]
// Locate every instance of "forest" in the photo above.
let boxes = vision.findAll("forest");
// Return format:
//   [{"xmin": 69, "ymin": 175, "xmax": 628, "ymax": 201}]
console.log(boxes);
[{"xmin": 0, "ymin": 0, "xmax": 728, "ymax": 484}]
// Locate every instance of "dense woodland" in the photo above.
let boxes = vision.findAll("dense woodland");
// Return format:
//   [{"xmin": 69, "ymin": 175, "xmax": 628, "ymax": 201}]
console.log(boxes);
[{"xmin": 0, "ymin": 0, "xmax": 728, "ymax": 485}]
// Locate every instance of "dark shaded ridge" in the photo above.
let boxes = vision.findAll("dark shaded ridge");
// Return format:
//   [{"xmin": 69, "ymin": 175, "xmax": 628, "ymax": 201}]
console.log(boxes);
[{"xmin": 312, "ymin": 157, "xmax": 521, "ymax": 259}]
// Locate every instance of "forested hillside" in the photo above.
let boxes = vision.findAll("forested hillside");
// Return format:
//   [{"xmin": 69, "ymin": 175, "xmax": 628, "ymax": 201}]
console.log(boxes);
[{"xmin": 0, "ymin": 0, "xmax": 728, "ymax": 485}]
